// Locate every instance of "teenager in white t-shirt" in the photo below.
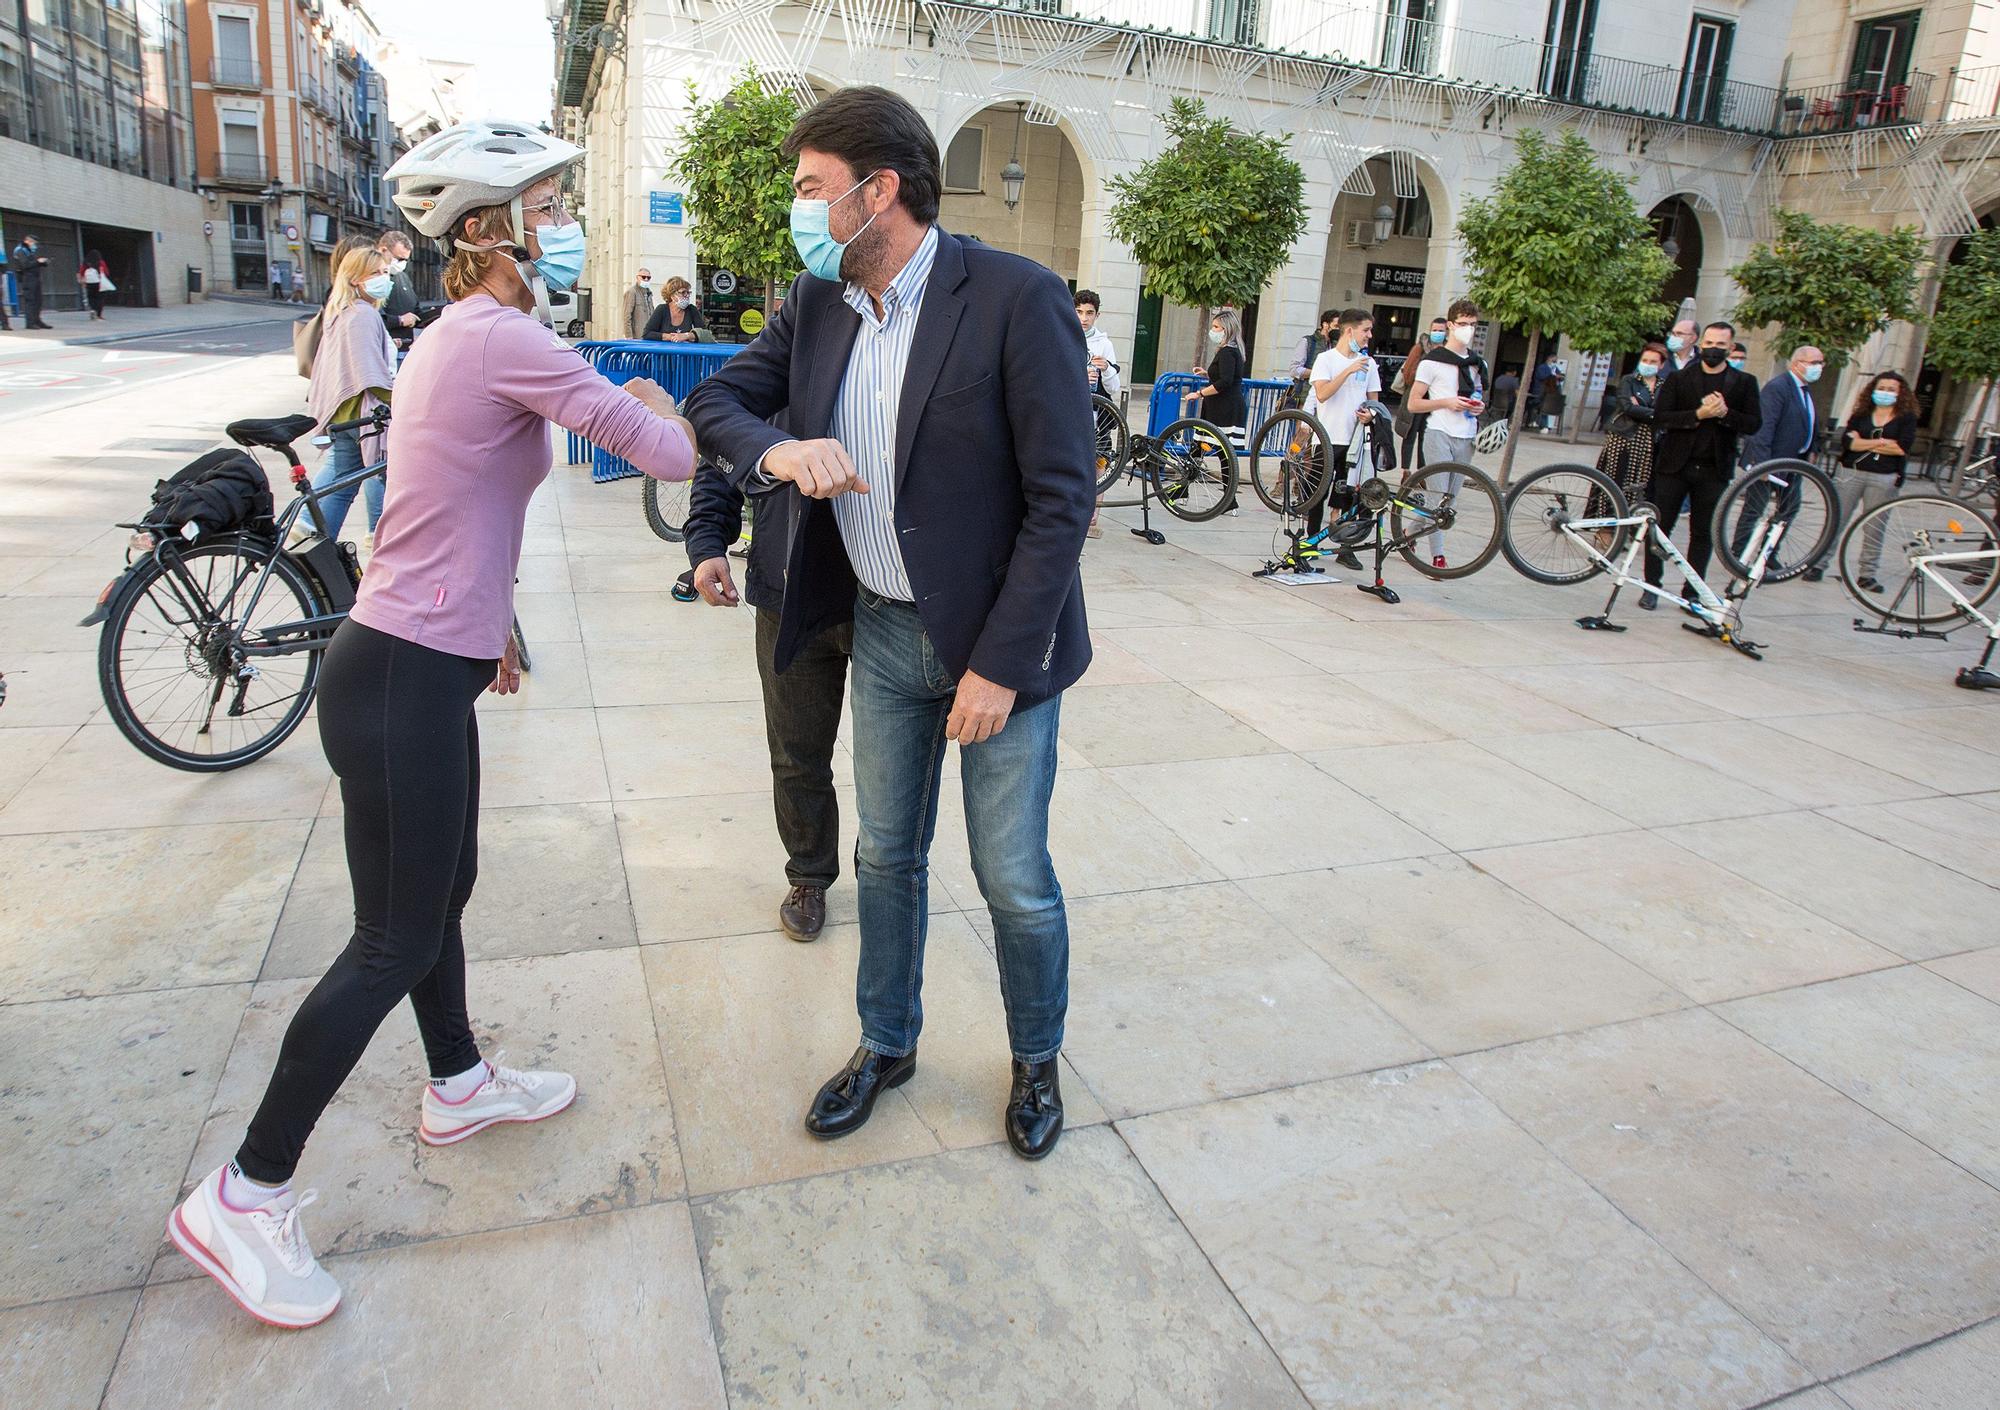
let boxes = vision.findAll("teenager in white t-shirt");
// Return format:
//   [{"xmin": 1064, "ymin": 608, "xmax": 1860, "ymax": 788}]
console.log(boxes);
[
  {"xmin": 1405, "ymin": 298, "xmax": 1490, "ymax": 568},
  {"xmin": 1305, "ymin": 308, "xmax": 1381, "ymax": 543}
]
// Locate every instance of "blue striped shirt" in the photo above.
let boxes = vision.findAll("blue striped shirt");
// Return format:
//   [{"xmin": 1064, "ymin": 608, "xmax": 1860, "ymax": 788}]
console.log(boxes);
[{"xmin": 828, "ymin": 225, "xmax": 939, "ymax": 602}]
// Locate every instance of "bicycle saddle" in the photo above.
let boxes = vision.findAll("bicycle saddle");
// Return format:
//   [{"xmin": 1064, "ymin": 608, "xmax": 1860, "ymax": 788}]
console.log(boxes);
[{"xmin": 225, "ymin": 414, "xmax": 319, "ymax": 452}]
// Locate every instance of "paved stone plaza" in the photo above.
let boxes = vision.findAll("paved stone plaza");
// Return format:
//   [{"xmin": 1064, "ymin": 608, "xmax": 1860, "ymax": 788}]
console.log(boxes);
[{"xmin": 2, "ymin": 343, "xmax": 1998, "ymax": 1408}]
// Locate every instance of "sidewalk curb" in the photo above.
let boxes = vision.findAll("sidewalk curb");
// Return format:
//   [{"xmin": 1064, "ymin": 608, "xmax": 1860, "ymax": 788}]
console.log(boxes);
[{"xmin": 55, "ymin": 314, "xmax": 301, "ymax": 348}]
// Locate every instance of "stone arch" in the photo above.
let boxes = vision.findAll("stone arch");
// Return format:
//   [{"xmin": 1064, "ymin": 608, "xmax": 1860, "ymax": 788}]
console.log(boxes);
[{"xmin": 1312, "ymin": 147, "xmax": 1457, "ymax": 361}]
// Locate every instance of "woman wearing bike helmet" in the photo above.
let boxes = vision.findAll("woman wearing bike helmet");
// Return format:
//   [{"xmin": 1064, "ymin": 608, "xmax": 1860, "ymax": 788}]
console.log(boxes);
[{"xmin": 168, "ymin": 121, "xmax": 695, "ymax": 1330}]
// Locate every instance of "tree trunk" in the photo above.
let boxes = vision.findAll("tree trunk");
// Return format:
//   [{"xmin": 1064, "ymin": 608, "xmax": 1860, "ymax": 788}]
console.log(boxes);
[
  {"xmin": 1496, "ymin": 328, "xmax": 1541, "ymax": 488},
  {"xmin": 1564, "ymin": 353, "xmax": 1591, "ymax": 445},
  {"xmin": 1192, "ymin": 303, "xmax": 1212, "ymax": 386}
]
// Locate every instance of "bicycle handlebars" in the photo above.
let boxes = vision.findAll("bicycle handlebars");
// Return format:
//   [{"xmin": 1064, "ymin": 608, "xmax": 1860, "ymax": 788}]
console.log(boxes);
[{"xmin": 325, "ymin": 405, "xmax": 392, "ymax": 436}]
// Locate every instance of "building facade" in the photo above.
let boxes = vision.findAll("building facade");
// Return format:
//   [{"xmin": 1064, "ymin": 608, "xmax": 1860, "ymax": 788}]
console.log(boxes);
[
  {"xmin": 555, "ymin": 0, "xmax": 2000, "ymax": 450},
  {"xmin": 0, "ymin": 0, "xmax": 206, "ymax": 311}
]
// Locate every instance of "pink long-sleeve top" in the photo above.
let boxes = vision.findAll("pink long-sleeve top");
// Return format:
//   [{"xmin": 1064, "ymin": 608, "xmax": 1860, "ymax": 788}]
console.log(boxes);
[{"xmin": 350, "ymin": 293, "xmax": 694, "ymax": 659}]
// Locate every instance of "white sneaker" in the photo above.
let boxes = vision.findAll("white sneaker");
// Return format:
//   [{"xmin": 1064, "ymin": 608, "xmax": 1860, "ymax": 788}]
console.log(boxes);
[
  {"xmin": 167, "ymin": 1166, "xmax": 341, "ymax": 1329},
  {"xmin": 419, "ymin": 1054, "xmax": 576, "ymax": 1147}
]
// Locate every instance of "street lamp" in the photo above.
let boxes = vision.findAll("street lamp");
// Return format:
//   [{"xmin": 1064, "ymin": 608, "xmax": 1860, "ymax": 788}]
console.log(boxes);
[
  {"xmin": 1662, "ymin": 235, "xmax": 1681, "ymax": 260},
  {"xmin": 1002, "ymin": 102, "xmax": 1027, "ymax": 212},
  {"xmin": 1373, "ymin": 202, "xmax": 1395, "ymax": 244}
]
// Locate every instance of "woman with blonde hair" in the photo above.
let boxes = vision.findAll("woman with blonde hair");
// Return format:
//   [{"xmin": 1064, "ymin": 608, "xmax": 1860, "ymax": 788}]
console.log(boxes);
[
  {"xmin": 642, "ymin": 273, "xmax": 707, "ymax": 341},
  {"xmin": 1183, "ymin": 306, "xmax": 1248, "ymax": 431},
  {"xmin": 167, "ymin": 120, "xmax": 695, "ymax": 1331},
  {"xmin": 300, "ymin": 243, "xmax": 398, "ymax": 542}
]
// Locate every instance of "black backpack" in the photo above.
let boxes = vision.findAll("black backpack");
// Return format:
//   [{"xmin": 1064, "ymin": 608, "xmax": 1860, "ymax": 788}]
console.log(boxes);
[{"xmin": 141, "ymin": 448, "xmax": 275, "ymax": 541}]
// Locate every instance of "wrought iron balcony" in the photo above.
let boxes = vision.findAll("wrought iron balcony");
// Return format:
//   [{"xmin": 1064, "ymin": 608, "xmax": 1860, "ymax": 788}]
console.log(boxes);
[
  {"xmin": 210, "ymin": 58, "xmax": 261, "ymax": 89},
  {"xmin": 1940, "ymin": 64, "xmax": 2000, "ymax": 125},
  {"xmin": 212, "ymin": 153, "xmax": 267, "ymax": 183},
  {"xmin": 1773, "ymin": 73, "xmax": 1935, "ymax": 135}
]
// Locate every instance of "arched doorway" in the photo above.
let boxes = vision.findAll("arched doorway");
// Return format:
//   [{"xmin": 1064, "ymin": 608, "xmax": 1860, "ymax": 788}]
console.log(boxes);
[
  {"xmin": 937, "ymin": 101, "xmax": 1086, "ymax": 284},
  {"xmin": 1314, "ymin": 151, "xmax": 1454, "ymax": 380},
  {"xmin": 1922, "ymin": 206, "xmax": 2000, "ymax": 451},
  {"xmin": 1649, "ymin": 196, "xmax": 1704, "ymax": 314}
]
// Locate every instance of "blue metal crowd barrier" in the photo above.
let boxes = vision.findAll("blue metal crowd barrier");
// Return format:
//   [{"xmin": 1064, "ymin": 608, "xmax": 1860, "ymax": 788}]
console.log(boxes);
[
  {"xmin": 1145, "ymin": 373, "xmax": 1293, "ymax": 445},
  {"xmin": 568, "ymin": 340, "xmax": 740, "ymax": 481}
]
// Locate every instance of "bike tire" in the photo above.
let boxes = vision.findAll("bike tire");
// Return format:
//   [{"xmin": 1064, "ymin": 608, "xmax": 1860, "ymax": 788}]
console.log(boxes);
[
  {"xmin": 1247, "ymin": 408, "xmax": 1334, "ymax": 516},
  {"xmin": 1153, "ymin": 417, "xmax": 1238, "ymax": 523},
  {"xmin": 1500, "ymin": 463, "xmax": 1629, "ymax": 586},
  {"xmin": 1837, "ymin": 493, "xmax": 2000, "ymax": 626},
  {"xmin": 1091, "ymin": 393, "xmax": 1129, "ymax": 494},
  {"xmin": 642, "ymin": 473, "xmax": 690, "ymax": 543},
  {"xmin": 1712, "ymin": 459, "xmax": 1838, "ymax": 583},
  {"xmin": 1394, "ymin": 461, "xmax": 1503, "ymax": 579},
  {"xmin": 98, "ymin": 539, "xmax": 325, "ymax": 772}
]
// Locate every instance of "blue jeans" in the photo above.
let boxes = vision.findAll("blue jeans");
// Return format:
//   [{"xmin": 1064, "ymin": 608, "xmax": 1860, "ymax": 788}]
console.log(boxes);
[
  {"xmin": 849, "ymin": 588, "xmax": 1069, "ymax": 1064},
  {"xmin": 309, "ymin": 428, "xmax": 383, "ymax": 541}
]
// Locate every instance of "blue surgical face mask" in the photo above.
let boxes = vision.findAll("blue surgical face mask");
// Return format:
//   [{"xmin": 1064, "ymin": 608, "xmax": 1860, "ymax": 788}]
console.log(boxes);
[
  {"xmin": 361, "ymin": 272, "xmax": 395, "ymax": 301},
  {"xmin": 1802, "ymin": 363, "xmax": 1823, "ymax": 383},
  {"xmin": 1429, "ymin": 328, "xmax": 1446, "ymax": 344},
  {"xmin": 1638, "ymin": 362, "xmax": 1661, "ymax": 378},
  {"xmin": 529, "ymin": 219, "xmax": 586, "ymax": 291},
  {"xmin": 790, "ymin": 171, "xmax": 880, "ymax": 283},
  {"xmin": 1872, "ymin": 388, "xmax": 1898, "ymax": 406},
  {"xmin": 1666, "ymin": 334, "xmax": 1686, "ymax": 353},
  {"xmin": 1728, "ymin": 357, "xmax": 1746, "ymax": 371}
]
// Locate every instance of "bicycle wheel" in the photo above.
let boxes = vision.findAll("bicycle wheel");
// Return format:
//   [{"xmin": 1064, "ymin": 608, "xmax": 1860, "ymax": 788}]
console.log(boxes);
[
  {"xmin": 1393, "ymin": 461, "xmax": 1503, "ymax": 579},
  {"xmin": 98, "ymin": 539, "xmax": 325, "ymax": 771},
  {"xmin": 1091, "ymin": 392, "xmax": 1129, "ymax": 494},
  {"xmin": 1153, "ymin": 417, "xmax": 1237, "ymax": 522},
  {"xmin": 1247, "ymin": 408, "xmax": 1334, "ymax": 517},
  {"xmin": 1712, "ymin": 459, "xmax": 1837, "ymax": 583},
  {"xmin": 642, "ymin": 472, "xmax": 690, "ymax": 543},
  {"xmin": 1501, "ymin": 463, "xmax": 1630, "ymax": 586},
  {"xmin": 1837, "ymin": 494, "xmax": 2000, "ymax": 626}
]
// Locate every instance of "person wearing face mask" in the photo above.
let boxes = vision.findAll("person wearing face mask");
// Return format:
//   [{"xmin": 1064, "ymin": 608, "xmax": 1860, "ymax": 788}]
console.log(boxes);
[
  {"xmin": 1185, "ymin": 307, "xmax": 1248, "ymax": 432},
  {"xmin": 165, "ymin": 121, "xmax": 696, "ymax": 1331},
  {"xmin": 1838, "ymin": 371, "xmax": 1919, "ymax": 591},
  {"xmin": 623, "ymin": 266, "xmax": 655, "ymax": 339},
  {"xmin": 683, "ymin": 84, "xmax": 1094, "ymax": 1163},
  {"xmin": 1728, "ymin": 342, "xmax": 1750, "ymax": 373},
  {"xmin": 1289, "ymin": 309, "xmax": 1339, "ymax": 406},
  {"xmin": 1642, "ymin": 320, "xmax": 1762, "ymax": 608},
  {"xmin": 1590, "ymin": 341, "xmax": 1668, "ymax": 526},
  {"xmin": 1304, "ymin": 308, "xmax": 1383, "ymax": 554},
  {"xmin": 299, "ymin": 246, "xmax": 399, "ymax": 543},
  {"xmin": 374, "ymin": 231, "xmax": 421, "ymax": 346},
  {"xmin": 643, "ymin": 275, "xmax": 708, "ymax": 342},
  {"xmin": 1733, "ymin": 344, "xmax": 1826, "ymax": 568},
  {"xmin": 1665, "ymin": 317, "xmax": 1700, "ymax": 376},
  {"xmin": 1407, "ymin": 300, "xmax": 1490, "ymax": 567},
  {"xmin": 1395, "ymin": 315, "xmax": 1449, "ymax": 469}
]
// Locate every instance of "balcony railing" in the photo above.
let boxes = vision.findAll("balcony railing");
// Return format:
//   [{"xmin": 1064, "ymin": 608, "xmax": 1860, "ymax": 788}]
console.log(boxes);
[
  {"xmin": 210, "ymin": 57, "xmax": 261, "ymax": 89},
  {"xmin": 305, "ymin": 162, "xmax": 338, "ymax": 194},
  {"xmin": 1772, "ymin": 74, "xmax": 1935, "ymax": 135},
  {"xmin": 212, "ymin": 153, "xmax": 267, "ymax": 183},
  {"xmin": 1941, "ymin": 64, "xmax": 2000, "ymax": 124}
]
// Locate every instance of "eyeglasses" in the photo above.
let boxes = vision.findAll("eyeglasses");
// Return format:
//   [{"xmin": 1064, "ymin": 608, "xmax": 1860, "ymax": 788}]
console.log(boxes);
[{"xmin": 523, "ymin": 196, "xmax": 572, "ymax": 225}]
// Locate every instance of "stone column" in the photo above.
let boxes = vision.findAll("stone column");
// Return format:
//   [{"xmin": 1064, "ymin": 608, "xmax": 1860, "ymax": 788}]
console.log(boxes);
[{"xmin": 1253, "ymin": 166, "xmax": 1337, "ymax": 381}]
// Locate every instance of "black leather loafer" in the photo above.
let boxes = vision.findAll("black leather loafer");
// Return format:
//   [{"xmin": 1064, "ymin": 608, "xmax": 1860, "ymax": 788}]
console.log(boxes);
[
  {"xmin": 1005, "ymin": 1057, "xmax": 1064, "ymax": 1161},
  {"xmin": 804, "ymin": 1046, "xmax": 915, "ymax": 1140}
]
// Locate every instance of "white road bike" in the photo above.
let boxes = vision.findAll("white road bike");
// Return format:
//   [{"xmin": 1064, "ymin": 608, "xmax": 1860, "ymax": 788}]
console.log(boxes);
[{"xmin": 1838, "ymin": 492, "xmax": 2000, "ymax": 690}]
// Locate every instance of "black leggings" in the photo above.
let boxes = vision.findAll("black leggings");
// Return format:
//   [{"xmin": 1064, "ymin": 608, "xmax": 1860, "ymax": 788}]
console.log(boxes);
[{"xmin": 236, "ymin": 621, "xmax": 495, "ymax": 1183}]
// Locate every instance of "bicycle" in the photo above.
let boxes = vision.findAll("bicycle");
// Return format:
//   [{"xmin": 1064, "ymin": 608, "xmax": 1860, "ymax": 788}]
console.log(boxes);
[
  {"xmin": 1090, "ymin": 403, "xmax": 1236, "ymax": 535},
  {"xmin": 94, "ymin": 407, "xmax": 530, "ymax": 771},
  {"xmin": 1837, "ymin": 492, "xmax": 2000, "ymax": 689},
  {"xmin": 1499, "ymin": 458, "xmax": 1839, "ymax": 660},
  {"xmin": 1248, "ymin": 400, "xmax": 1503, "ymax": 602}
]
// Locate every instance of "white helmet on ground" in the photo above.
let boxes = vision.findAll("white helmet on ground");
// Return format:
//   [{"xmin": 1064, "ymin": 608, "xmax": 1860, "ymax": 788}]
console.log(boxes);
[{"xmin": 386, "ymin": 119, "xmax": 581, "ymax": 246}]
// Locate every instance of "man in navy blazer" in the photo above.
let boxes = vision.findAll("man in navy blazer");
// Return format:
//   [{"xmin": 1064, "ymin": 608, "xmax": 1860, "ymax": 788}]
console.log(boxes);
[
  {"xmin": 683, "ymin": 85, "xmax": 1094, "ymax": 1161},
  {"xmin": 1733, "ymin": 344, "xmax": 1826, "ymax": 565}
]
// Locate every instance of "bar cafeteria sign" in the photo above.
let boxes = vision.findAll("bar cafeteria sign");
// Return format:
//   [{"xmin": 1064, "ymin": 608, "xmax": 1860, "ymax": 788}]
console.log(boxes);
[{"xmin": 1365, "ymin": 263, "xmax": 1426, "ymax": 298}]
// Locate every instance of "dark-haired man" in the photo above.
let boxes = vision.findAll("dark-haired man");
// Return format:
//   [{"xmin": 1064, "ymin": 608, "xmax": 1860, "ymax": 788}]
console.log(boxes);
[
  {"xmin": 684, "ymin": 85, "xmax": 1094, "ymax": 1162},
  {"xmin": 376, "ymin": 230, "xmax": 420, "ymax": 345},
  {"xmin": 1643, "ymin": 320, "xmax": 1762, "ymax": 608}
]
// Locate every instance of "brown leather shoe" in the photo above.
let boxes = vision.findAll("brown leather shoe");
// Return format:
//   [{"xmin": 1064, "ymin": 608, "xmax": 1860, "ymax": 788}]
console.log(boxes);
[{"xmin": 779, "ymin": 884, "xmax": 827, "ymax": 942}]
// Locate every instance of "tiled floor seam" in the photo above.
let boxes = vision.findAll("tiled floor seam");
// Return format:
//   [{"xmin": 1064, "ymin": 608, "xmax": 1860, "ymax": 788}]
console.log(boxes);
[
  {"xmin": 0, "ymin": 718, "xmax": 81, "ymax": 814},
  {"xmin": 1439, "ymin": 1048, "xmax": 1824, "ymax": 1397},
  {"xmin": 1105, "ymin": 1118, "xmax": 1317, "ymax": 1407},
  {"xmin": 1807, "ymin": 803, "xmax": 2000, "ymax": 894},
  {"xmin": 255, "ymin": 818, "xmax": 323, "ymax": 984},
  {"xmin": 1819, "ymin": 1308, "xmax": 2000, "ymax": 1402}
]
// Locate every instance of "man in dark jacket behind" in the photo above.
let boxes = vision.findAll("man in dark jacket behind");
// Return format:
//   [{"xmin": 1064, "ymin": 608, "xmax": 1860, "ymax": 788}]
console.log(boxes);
[
  {"xmin": 375, "ymin": 231, "xmax": 420, "ymax": 346},
  {"xmin": 680, "ymin": 452, "xmax": 851, "ymax": 944},
  {"xmin": 9, "ymin": 234, "xmax": 52, "ymax": 328},
  {"xmin": 1643, "ymin": 320, "xmax": 1762, "ymax": 606}
]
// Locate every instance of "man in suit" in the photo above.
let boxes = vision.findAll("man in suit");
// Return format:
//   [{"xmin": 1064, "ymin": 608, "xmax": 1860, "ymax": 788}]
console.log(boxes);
[
  {"xmin": 375, "ymin": 231, "xmax": 421, "ymax": 347},
  {"xmin": 684, "ymin": 85, "xmax": 1093, "ymax": 1162},
  {"xmin": 9, "ymin": 234, "xmax": 52, "ymax": 328},
  {"xmin": 1643, "ymin": 320, "xmax": 1762, "ymax": 608},
  {"xmin": 1733, "ymin": 344, "xmax": 1826, "ymax": 566},
  {"xmin": 681, "ymin": 454, "xmax": 852, "ymax": 945}
]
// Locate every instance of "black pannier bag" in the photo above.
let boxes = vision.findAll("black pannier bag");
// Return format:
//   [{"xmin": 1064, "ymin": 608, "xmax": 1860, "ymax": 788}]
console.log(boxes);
[{"xmin": 140, "ymin": 448, "xmax": 275, "ymax": 541}]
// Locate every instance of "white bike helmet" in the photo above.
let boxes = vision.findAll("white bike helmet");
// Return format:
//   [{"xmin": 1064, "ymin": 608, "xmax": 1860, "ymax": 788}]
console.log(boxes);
[{"xmin": 386, "ymin": 119, "xmax": 581, "ymax": 246}]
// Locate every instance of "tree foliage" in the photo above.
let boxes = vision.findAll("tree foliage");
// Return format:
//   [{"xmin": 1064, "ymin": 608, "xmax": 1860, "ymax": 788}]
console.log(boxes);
[
  {"xmin": 1106, "ymin": 97, "xmax": 1308, "ymax": 365},
  {"xmin": 1729, "ymin": 209, "xmax": 1924, "ymax": 366},
  {"xmin": 1924, "ymin": 226, "xmax": 2000, "ymax": 384},
  {"xmin": 669, "ymin": 73, "xmax": 799, "ymax": 313},
  {"xmin": 1457, "ymin": 129, "xmax": 1676, "ymax": 478}
]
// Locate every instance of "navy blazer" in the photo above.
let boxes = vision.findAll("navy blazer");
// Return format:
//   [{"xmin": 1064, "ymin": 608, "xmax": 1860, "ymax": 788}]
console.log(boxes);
[
  {"xmin": 1741, "ymin": 370, "xmax": 1817, "ymax": 468},
  {"xmin": 681, "ymin": 228, "xmax": 1094, "ymax": 700}
]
